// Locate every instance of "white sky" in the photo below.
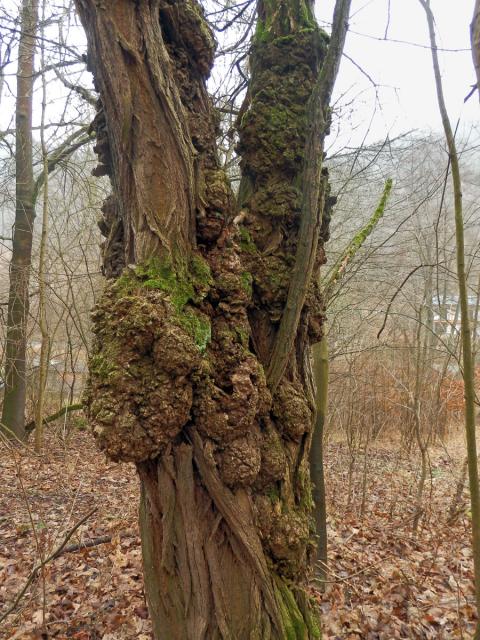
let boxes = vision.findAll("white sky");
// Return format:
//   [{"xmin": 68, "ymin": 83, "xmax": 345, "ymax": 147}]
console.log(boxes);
[
  {"xmin": 0, "ymin": 0, "xmax": 477, "ymax": 148},
  {"xmin": 317, "ymin": 0, "xmax": 478, "ymax": 150}
]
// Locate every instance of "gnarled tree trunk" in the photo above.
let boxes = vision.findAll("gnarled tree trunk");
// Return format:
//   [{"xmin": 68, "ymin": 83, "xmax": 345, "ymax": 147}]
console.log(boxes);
[
  {"xmin": 75, "ymin": 0, "xmax": 349, "ymax": 637},
  {"xmin": 2, "ymin": 0, "xmax": 39, "ymax": 440}
]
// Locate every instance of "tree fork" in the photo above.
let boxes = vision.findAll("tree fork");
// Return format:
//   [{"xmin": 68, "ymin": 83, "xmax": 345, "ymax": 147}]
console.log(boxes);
[{"xmin": 76, "ymin": 0, "xmax": 350, "ymax": 637}]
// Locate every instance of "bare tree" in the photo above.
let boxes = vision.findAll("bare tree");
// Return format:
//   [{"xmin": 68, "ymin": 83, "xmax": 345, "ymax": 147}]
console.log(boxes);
[
  {"xmin": 420, "ymin": 1, "xmax": 480, "ymax": 636},
  {"xmin": 1, "ymin": 0, "xmax": 39, "ymax": 440},
  {"xmin": 472, "ymin": 0, "xmax": 480, "ymax": 96}
]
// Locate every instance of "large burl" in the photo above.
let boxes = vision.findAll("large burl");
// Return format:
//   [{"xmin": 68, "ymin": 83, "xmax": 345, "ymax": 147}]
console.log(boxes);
[{"xmin": 85, "ymin": 290, "xmax": 200, "ymax": 462}]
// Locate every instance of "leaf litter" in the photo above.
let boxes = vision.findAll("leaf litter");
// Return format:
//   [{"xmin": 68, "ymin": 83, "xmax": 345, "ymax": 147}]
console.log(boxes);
[{"xmin": 0, "ymin": 430, "xmax": 477, "ymax": 638}]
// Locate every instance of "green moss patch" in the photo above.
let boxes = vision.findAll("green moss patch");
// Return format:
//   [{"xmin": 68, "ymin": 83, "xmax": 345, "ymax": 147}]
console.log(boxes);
[
  {"xmin": 114, "ymin": 255, "xmax": 212, "ymax": 352},
  {"xmin": 274, "ymin": 577, "xmax": 321, "ymax": 639}
]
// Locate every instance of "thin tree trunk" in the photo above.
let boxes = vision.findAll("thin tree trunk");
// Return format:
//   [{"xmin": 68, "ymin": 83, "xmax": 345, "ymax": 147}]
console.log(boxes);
[
  {"xmin": 310, "ymin": 337, "xmax": 328, "ymax": 585},
  {"xmin": 448, "ymin": 457, "xmax": 468, "ymax": 522},
  {"xmin": 1, "ymin": 0, "xmax": 39, "ymax": 441},
  {"xmin": 412, "ymin": 268, "xmax": 433, "ymax": 535},
  {"xmin": 421, "ymin": 2, "xmax": 480, "ymax": 636},
  {"xmin": 472, "ymin": 0, "xmax": 480, "ymax": 95},
  {"xmin": 75, "ymin": 1, "xmax": 351, "ymax": 637},
  {"xmin": 309, "ymin": 179, "xmax": 391, "ymax": 577},
  {"xmin": 35, "ymin": 0, "xmax": 50, "ymax": 453},
  {"xmin": 360, "ymin": 419, "xmax": 371, "ymax": 521}
]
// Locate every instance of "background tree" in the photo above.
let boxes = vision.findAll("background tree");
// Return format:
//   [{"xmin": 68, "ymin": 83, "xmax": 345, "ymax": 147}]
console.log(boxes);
[
  {"xmin": 473, "ymin": 0, "xmax": 480, "ymax": 96},
  {"xmin": 420, "ymin": 0, "xmax": 480, "ymax": 634},
  {"xmin": 0, "ymin": 0, "xmax": 95, "ymax": 440},
  {"xmin": 1, "ymin": 0, "xmax": 38, "ymax": 440}
]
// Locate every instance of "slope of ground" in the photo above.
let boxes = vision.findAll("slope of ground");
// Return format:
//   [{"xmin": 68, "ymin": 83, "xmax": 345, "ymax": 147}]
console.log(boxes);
[{"xmin": 0, "ymin": 429, "xmax": 476, "ymax": 638}]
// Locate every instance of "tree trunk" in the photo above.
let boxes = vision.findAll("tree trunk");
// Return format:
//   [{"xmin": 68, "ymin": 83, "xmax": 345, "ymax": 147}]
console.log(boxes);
[
  {"xmin": 35, "ymin": 3, "xmax": 50, "ymax": 453},
  {"xmin": 421, "ymin": 2, "xmax": 480, "ymax": 636},
  {"xmin": 75, "ymin": 0, "xmax": 349, "ymax": 637},
  {"xmin": 310, "ymin": 337, "xmax": 328, "ymax": 585},
  {"xmin": 1, "ymin": 0, "xmax": 39, "ymax": 441},
  {"xmin": 472, "ymin": 0, "xmax": 480, "ymax": 95}
]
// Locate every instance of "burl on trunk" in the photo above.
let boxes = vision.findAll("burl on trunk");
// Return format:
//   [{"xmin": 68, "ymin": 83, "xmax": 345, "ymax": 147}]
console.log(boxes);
[{"xmin": 75, "ymin": 0, "xmax": 336, "ymax": 637}]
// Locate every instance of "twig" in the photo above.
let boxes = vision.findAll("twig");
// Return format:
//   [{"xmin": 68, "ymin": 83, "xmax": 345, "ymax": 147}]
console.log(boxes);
[
  {"xmin": 314, "ymin": 555, "xmax": 385, "ymax": 583},
  {"xmin": 377, "ymin": 263, "xmax": 441, "ymax": 339},
  {"xmin": 61, "ymin": 530, "xmax": 136, "ymax": 555}
]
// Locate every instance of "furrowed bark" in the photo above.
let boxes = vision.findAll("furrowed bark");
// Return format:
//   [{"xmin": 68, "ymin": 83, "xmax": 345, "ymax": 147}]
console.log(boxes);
[
  {"xmin": 1, "ymin": 0, "xmax": 39, "ymax": 441},
  {"xmin": 76, "ymin": 0, "xmax": 349, "ymax": 637}
]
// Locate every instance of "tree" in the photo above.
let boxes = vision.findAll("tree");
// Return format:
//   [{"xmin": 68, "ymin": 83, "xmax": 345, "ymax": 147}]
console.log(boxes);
[
  {"xmin": 74, "ymin": 0, "xmax": 350, "ymax": 637},
  {"xmin": 421, "ymin": 0, "xmax": 480, "ymax": 636},
  {"xmin": 0, "ymin": 0, "xmax": 93, "ymax": 441},
  {"xmin": 311, "ymin": 178, "xmax": 392, "ymax": 581},
  {"xmin": 472, "ymin": 0, "xmax": 480, "ymax": 95},
  {"xmin": 1, "ymin": 0, "xmax": 39, "ymax": 440}
]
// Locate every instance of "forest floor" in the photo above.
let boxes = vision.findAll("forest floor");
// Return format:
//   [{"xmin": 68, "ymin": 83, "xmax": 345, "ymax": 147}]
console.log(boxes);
[{"xmin": 0, "ymin": 427, "xmax": 477, "ymax": 639}]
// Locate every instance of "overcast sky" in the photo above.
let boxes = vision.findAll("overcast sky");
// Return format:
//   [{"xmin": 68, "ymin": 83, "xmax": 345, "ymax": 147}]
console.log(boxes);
[
  {"xmin": 0, "ymin": 0, "xmax": 477, "ymax": 149},
  {"xmin": 317, "ymin": 0, "xmax": 478, "ymax": 150}
]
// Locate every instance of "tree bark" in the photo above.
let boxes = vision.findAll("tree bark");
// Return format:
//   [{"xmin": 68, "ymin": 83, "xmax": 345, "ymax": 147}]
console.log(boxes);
[
  {"xmin": 310, "ymin": 337, "xmax": 328, "ymax": 585},
  {"xmin": 75, "ymin": 0, "xmax": 349, "ymax": 637},
  {"xmin": 1, "ymin": 0, "xmax": 39, "ymax": 441},
  {"xmin": 472, "ymin": 0, "xmax": 480, "ymax": 95}
]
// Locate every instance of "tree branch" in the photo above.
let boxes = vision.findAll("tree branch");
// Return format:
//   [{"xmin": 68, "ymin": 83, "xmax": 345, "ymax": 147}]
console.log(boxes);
[
  {"xmin": 33, "ymin": 127, "xmax": 94, "ymax": 203},
  {"xmin": 322, "ymin": 178, "xmax": 392, "ymax": 301},
  {"xmin": 25, "ymin": 402, "xmax": 83, "ymax": 435},
  {"xmin": 53, "ymin": 65, "xmax": 97, "ymax": 106},
  {"xmin": 376, "ymin": 263, "xmax": 441, "ymax": 340},
  {"xmin": 266, "ymin": 0, "xmax": 353, "ymax": 392}
]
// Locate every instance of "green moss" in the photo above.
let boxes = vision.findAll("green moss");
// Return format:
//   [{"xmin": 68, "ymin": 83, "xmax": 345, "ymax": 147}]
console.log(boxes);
[
  {"xmin": 114, "ymin": 256, "xmax": 212, "ymax": 352},
  {"xmin": 307, "ymin": 611, "xmax": 322, "ymax": 639},
  {"xmin": 298, "ymin": 1, "xmax": 316, "ymax": 28},
  {"xmin": 240, "ymin": 271, "xmax": 253, "ymax": 295},
  {"xmin": 239, "ymin": 226, "xmax": 257, "ymax": 254},
  {"xmin": 190, "ymin": 254, "xmax": 213, "ymax": 290},
  {"xmin": 274, "ymin": 578, "xmax": 308, "ymax": 639},
  {"xmin": 254, "ymin": 0, "xmax": 320, "ymax": 44},
  {"xmin": 235, "ymin": 327, "xmax": 250, "ymax": 348},
  {"xmin": 275, "ymin": 577, "xmax": 322, "ymax": 640},
  {"xmin": 297, "ymin": 462, "xmax": 314, "ymax": 510},
  {"xmin": 135, "ymin": 258, "xmax": 195, "ymax": 309},
  {"xmin": 265, "ymin": 103, "xmax": 292, "ymax": 130},
  {"xmin": 255, "ymin": 18, "xmax": 270, "ymax": 43},
  {"xmin": 177, "ymin": 310, "xmax": 211, "ymax": 353},
  {"xmin": 90, "ymin": 353, "xmax": 117, "ymax": 380}
]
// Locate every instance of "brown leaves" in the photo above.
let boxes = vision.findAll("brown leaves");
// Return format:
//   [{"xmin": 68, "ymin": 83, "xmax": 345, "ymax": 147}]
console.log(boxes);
[
  {"xmin": 1, "ymin": 430, "xmax": 478, "ymax": 638},
  {"xmin": 0, "ymin": 432, "xmax": 151, "ymax": 639},
  {"xmin": 319, "ymin": 441, "xmax": 478, "ymax": 638}
]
